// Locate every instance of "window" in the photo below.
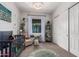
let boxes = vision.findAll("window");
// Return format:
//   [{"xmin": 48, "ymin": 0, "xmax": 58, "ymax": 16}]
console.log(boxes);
[{"xmin": 32, "ymin": 19, "xmax": 41, "ymax": 33}]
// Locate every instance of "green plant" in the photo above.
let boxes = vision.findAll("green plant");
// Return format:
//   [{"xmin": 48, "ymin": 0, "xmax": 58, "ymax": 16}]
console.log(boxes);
[{"xmin": 19, "ymin": 18, "xmax": 25, "ymax": 33}]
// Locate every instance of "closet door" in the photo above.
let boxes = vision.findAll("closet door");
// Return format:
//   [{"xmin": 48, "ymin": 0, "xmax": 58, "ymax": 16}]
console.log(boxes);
[{"xmin": 70, "ymin": 3, "xmax": 79, "ymax": 56}]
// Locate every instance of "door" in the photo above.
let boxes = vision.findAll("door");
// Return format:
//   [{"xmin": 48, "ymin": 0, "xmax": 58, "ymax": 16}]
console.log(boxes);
[{"xmin": 69, "ymin": 3, "xmax": 79, "ymax": 56}]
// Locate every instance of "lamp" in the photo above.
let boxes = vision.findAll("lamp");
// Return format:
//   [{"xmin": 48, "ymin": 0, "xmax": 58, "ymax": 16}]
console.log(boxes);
[
  {"xmin": 33, "ymin": 2, "xmax": 44, "ymax": 9},
  {"xmin": 20, "ymin": 30, "xmax": 22, "ymax": 32}
]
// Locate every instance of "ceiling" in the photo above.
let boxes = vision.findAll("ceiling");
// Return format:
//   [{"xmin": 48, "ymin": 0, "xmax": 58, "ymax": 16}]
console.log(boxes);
[{"xmin": 15, "ymin": 2, "xmax": 61, "ymax": 14}]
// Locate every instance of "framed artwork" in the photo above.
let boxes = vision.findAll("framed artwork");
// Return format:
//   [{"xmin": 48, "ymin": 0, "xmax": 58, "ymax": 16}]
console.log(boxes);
[{"xmin": 0, "ymin": 4, "xmax": 11, "ymax": 22}]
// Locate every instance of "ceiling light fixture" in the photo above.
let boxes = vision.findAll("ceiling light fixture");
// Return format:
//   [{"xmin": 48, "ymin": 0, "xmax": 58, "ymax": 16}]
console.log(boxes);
[{"xmin": 33, "ymin": 2, "xmax": 44, "ymax": 9}]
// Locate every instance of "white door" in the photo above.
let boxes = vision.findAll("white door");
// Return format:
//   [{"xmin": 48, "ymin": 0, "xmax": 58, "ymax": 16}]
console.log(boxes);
[{"xmin": 70, "ymin": 3, "xmax": 79, "ymax": 56}]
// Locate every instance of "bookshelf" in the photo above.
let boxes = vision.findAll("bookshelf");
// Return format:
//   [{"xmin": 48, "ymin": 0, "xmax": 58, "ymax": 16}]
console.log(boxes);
[{"xmin": 45, "ymin": 21, "xmax": 52, "ymax": 42}]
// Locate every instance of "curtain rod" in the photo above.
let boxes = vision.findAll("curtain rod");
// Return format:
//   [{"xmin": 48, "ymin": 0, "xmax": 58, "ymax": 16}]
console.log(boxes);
[{"xmin": 27, "ymin": 14, "xmax": 46, "ymax": 17}]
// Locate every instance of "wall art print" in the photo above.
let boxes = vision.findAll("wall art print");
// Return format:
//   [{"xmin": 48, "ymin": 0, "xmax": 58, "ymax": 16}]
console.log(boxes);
[{"xmin": 0, "ymin": 4, "xmax": 11, "ymax": 22}]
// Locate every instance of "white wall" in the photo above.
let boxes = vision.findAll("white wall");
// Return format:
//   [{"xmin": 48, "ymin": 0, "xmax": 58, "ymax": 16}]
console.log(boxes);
[
  {"xmin": 0, "ymin": 2, "xmax": 21, "ymax": 35},
  {"xmin": 52, "ymin": 2, "xmax": 76, "ymax": 51},
  {"xmin": 53, "ymin": 10, "xmax": 68, "ymax": 51}
]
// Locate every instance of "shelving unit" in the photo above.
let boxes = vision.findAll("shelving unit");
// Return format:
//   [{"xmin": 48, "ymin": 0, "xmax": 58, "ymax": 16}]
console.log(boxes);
[{"xmin": 45, "ymin": 21, "xmax": 52, "ymax": 42}]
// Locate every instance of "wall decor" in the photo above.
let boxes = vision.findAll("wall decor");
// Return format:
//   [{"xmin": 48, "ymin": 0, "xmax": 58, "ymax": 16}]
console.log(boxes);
[{"xmin": 0, "ymin": 4, "xmax": 11, "ymax": 22}]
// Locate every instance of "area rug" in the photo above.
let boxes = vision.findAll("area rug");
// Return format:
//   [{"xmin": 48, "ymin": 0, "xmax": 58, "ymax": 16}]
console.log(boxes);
[{"xmin": 29, "ymin": 49, "xmax": 58, "ymax": 57}]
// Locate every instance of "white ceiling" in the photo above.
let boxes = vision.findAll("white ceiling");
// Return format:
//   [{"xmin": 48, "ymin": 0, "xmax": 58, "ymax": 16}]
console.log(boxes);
[{"xmin": 15, "ymin": 2, "xmax": 61, "ymax": 14}]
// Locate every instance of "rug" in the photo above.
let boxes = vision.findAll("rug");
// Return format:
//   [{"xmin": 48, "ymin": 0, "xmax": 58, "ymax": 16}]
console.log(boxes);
[{"xmin": 29, "ymin": 49, "xmax": 57, "ymax": 57}]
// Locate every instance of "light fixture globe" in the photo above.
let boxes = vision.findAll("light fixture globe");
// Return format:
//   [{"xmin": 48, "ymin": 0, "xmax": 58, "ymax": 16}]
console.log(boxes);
[{"xmin": 33, "ymin": 2, "xmax": 44, "ymax": 9}]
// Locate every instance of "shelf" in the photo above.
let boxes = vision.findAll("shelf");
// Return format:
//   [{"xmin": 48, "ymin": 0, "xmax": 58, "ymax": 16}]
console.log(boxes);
[{"xmin": 45, "ymin": 21, "xmax": 52, "ymax": 42}]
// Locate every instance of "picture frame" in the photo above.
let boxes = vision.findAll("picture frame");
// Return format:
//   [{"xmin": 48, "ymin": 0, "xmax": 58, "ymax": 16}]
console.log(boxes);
[{"xmin": 0, "ymin": 4, "xmax": 11, "ymax": 22}]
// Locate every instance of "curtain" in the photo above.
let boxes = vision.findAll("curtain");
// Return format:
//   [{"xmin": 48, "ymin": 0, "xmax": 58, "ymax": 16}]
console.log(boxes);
[
  {"xmin": 28, "ymin": 16, "xmax": 32, "ymax": 37},
  {"xmin": 41, "ymin": 16, "xmax": 45, "ymax": 42}
]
